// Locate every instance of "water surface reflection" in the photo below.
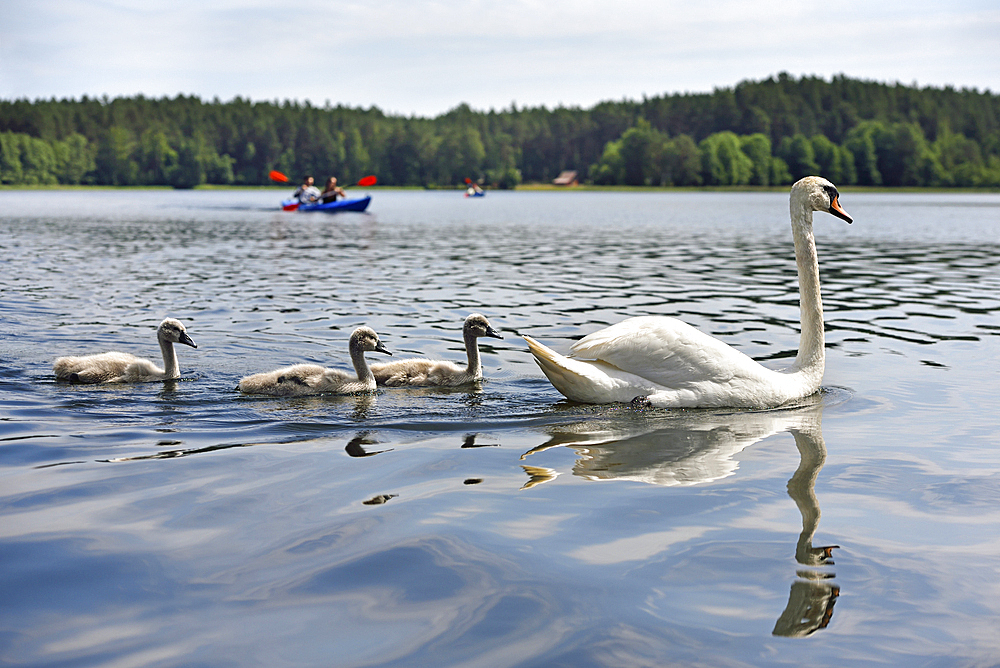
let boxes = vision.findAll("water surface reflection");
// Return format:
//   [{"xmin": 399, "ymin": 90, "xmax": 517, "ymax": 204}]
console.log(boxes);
[
  {"xmin": 522, "ymin": 395, "xmax": 841, "ymax": 637},
  {"xmin": 3, "ymin": 189, "xmax": 999, "ymax": 666}
]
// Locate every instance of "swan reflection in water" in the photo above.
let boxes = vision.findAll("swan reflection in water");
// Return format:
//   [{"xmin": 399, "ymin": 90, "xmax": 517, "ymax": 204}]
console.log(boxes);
[
  {"xmin": 521, "ymin": 394, "xmax": 840, "ymax": 637},
  {"xmin": 771, "ymin": 423, "xmax": 840, "ymax": 637}
]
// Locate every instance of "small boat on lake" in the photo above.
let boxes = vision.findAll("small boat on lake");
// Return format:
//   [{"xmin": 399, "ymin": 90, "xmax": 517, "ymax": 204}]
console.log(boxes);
[{"xmin": 281, "ymin": 195, "xmax": 372, "ymax": 213}]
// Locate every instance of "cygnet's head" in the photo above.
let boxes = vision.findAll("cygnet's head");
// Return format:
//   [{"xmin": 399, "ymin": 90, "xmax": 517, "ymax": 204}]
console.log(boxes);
[
  {"xmin": 464, "ymin": 314, "xmax": 503, "ymax": 340},
  {"xmin": 350, "ymin": 326, "xmax": 392, "ymax": 356},
  {"xmin": 792, "ymin": 176, "xmax": 853, "ymax": 223},
  {"xmin": 158, "ymin": 318, "xmax": 197, "ymax": 348}
]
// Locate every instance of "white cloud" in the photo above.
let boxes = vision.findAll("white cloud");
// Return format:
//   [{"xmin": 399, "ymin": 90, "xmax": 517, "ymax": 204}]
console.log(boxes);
[
  {"xmin": 566, "ymin": 525, "xmax": 712, "ymax": 565},
  {"xmin": 1, "ymin": 0, "xmax": 997, "ymax": 114}
]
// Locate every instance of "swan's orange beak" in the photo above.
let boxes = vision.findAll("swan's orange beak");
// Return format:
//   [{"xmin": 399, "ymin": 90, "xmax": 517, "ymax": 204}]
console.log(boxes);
[{"xmin": 829, "ymin": 195, "xmax": 853, "ymax": 224}]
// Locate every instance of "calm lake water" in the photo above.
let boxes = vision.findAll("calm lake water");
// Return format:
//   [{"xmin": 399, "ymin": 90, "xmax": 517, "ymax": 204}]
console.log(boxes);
[{"xmin": 1, "ymin": 187, "xmax": 999, "ymax": 667}]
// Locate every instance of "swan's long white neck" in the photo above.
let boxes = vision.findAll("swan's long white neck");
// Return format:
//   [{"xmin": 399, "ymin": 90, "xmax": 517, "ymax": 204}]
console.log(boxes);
[
  {"xmin": 158, "ymin": 335, "xmax": 179, "ymax": 379},
  {"xmin": 789, "ymin": 202, "xmax": 824, "ymax": 386},
  {"xmin": 350, "ymin": 341, "xmax": 375, "ymax": 383},
  {"xmin": 464, "ymin": 328, "xmax": 482, "ymax": 376}
]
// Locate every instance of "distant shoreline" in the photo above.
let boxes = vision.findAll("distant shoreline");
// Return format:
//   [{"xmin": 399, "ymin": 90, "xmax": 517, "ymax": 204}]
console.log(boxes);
[{"xmin": 2, "ymin": 184, "xmax": 998, "ymax": 194}]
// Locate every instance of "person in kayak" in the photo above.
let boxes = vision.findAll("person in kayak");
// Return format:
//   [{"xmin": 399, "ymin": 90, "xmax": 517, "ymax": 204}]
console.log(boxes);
[
  {"xmin": 293, "ymin": 175, "xmax": 321, "ymax": 204},
  {"xmin": 320, "ymin": 177, "xmax": 346, "ymax": 204}
]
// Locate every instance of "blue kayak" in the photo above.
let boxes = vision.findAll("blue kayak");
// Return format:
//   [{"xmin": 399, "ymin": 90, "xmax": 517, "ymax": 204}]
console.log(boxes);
[{"xmin": 281, "ymin": 195, "xmax": 371, "ymax": 213}]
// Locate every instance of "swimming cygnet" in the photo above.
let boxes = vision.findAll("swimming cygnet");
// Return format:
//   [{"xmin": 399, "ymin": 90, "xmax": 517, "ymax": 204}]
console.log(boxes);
[
  {"xmin": 53, "ymin": 318, "xmax": 197, "ymax": 383},
  {"xmin": 370, "ymin": 314, "xmax": 503, "ymax": 387},
  {"xmin": 237, "ymin": 326, "xmax": 391, "ymax": 396}
]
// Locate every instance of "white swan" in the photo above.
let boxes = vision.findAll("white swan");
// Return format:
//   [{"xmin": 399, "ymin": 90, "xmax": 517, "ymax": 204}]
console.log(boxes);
[
  {"xmin": 53, "ymin": 318, "xmax": 197, "ymax": 383},
  {"xmin": 369, "ymin": 314, "xmax": 503, "ymax": 387},
  {"xmin": 237, "ymin": 326, "xmax": 391, "ymax": 396},
  {"xmin": 523, "ymin": 176, "xmax": 853, "ymax": 408}
]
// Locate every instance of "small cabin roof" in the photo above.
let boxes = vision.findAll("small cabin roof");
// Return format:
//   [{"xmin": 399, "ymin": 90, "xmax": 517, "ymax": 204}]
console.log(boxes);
[{"xmin": 553, "ymin": 170, "xmax": 578, "ymax": 185}]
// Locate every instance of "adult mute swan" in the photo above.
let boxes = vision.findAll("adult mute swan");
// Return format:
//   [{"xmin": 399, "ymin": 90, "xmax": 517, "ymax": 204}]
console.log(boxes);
[
  {"xmin": 237, "ymin": 326, "xmax": 391, "ymax": 396},
  {"xmin": 370, "ymin": 314, "xmax": 503, "ymax": 387},
  {"xmin": 523, "ymin": 176, "xmax": 853, "ymax": 408},
  {"xmin": 53, "ymin": 318, "xmax": 197, "ymax": 383}
]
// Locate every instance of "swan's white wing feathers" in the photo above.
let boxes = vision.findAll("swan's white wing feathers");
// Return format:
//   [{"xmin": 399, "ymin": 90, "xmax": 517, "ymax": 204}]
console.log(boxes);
[
  {"xmin": 569, "ymin": 316, "xmax": 766, "ymax": 389},
  {"xmin": 524, "ymin": 335, "xmax": 663, "ymax": 404}
]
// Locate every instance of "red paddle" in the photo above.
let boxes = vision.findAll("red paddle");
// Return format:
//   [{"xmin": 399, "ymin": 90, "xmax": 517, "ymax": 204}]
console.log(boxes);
[{"xmin": 282, "ymin": 175, "xmax": 377, "ymax": 211}]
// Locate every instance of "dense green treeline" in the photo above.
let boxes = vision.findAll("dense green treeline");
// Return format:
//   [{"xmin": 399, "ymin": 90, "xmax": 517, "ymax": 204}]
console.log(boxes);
[{"xmin": 2, "ymin": 73, "xmax": 998, "ymax": 188}]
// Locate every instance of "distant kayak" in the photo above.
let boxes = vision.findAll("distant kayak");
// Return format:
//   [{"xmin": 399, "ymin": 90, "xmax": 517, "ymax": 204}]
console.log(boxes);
[
  {"xmin": 281, "ymin": 195, "xmax": 371, "ymax": 212},
  {"xmin": 464, "ymin": 190, "xmax": 485, "ymax": 198}
]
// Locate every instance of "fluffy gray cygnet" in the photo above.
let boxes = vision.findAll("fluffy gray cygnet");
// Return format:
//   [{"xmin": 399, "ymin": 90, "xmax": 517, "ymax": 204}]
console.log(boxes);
[
  {"xmin": 370, "ymin": 314, "xmax": 502, "ymax": 387},
  {"xmin": 237, "ymin": 326, "xmax": 391, "ymax": 396},
  {"xmin": 53, "ymin": 318, "xmax": 197, "ymax": 383}
]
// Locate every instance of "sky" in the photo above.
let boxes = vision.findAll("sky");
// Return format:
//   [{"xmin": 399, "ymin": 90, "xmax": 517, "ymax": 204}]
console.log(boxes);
[{"xmin": 1, "ymin": 0, "xmax": 998, "ymax": 118}]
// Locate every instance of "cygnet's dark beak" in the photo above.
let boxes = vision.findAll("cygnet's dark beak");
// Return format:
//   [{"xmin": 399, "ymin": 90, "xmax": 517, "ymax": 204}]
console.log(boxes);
[
  {"xmin": 375, "ymin": 341, "xmax": 392, "ymax": 356},
  {"xmin": 829, "ymin": 195, "xmax": 853, "ymax": 224},
  {"xmin": 180, "ymin": 332, "xmax": 197, "ymax": 348},
  {"xmin": 486, "ymin": 325, "xmax": 504, "ymax": 340}
]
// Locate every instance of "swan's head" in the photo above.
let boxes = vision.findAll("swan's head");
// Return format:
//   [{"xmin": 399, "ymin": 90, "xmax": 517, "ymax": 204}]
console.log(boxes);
[
  {"xmin": 158, "ymin": 318, "xmax": 197, "ymax": 348},
  {"xmin": 465, "ymin": 313, "xmax": 503, "ymax": 340},
  {"xmin": 350, "ymin": 326, "xmax": 392, "ymax": 356},
  {"xmin": 792, "ymin": 176, "xmax": 853, "ymax": 224}
]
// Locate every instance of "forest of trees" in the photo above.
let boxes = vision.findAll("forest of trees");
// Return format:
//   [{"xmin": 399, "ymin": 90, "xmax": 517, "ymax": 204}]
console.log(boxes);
[{"xmin": 2, "ymin": 73, "xmax": 998, "ymax": 189}]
